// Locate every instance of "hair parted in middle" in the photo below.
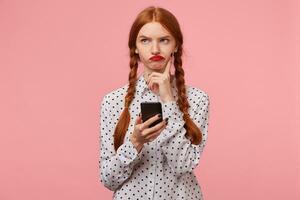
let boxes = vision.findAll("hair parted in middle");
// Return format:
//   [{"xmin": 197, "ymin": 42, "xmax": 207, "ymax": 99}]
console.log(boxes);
[{"xmin": 113, "ymin": 6, "xmax": 204, "ymax": 152}]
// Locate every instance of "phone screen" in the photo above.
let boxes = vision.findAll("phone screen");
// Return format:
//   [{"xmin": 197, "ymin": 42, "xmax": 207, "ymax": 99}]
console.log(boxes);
[{"xmin": 140, "ymin": 102, "xmax": 163, "ymax": 128}]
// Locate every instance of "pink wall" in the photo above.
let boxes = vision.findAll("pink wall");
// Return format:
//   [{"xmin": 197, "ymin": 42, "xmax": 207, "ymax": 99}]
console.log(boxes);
[{"xmin": 0, "ymin": 0, "xmax": 299, "ymax": 199}]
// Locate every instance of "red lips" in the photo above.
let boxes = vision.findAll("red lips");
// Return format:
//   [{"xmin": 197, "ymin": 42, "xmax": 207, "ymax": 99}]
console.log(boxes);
[{"xmin": 149, "ymin": 55, "xmax": 164, "ymax": 61}]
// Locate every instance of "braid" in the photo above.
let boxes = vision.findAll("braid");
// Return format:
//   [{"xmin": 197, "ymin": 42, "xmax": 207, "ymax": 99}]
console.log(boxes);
[
  {"xmin": 113, "ymin": 49, "xmax": 139, "ymax": 152},
  {"xmin": 113, "ymin": 6, "xmax": 203, "ymax": 151},
  {"xmin": 174, "ymin": 49, "xmax": 203, "ymax": 145},
  {"xmin": 113, "ymin": 48, "xmax": 203, "ymax": 152}
]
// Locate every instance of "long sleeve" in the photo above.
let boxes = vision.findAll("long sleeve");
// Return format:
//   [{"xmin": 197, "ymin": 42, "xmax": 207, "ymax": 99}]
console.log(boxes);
[
  {"xmin": 99, "ymin": 95, "xmax": 143, "ymax": 191},
  {"xmin": 158, "ymin": 93, "xmax": 210, "ymax": 177}
]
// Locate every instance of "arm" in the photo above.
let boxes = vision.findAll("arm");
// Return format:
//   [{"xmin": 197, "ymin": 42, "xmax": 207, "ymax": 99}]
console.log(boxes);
[
  {"xmin": 99, "ymin": 95, "xmax": 143, "ymax": 191},
  {"xmin": 158, "ymin": 92, "xmax": 210, "ymax": 177}
]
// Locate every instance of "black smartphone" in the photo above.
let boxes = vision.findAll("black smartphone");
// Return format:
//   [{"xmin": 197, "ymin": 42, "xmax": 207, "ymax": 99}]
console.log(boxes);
[{"xmin": 140, "ymin": 102, "xmax": 163, "ymax": 128}]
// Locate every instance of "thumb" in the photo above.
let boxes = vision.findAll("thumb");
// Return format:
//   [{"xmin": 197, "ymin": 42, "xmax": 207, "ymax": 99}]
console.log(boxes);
[{"xmin": 135, "ymin": 113, "xmax": 143, "ymax": 125}]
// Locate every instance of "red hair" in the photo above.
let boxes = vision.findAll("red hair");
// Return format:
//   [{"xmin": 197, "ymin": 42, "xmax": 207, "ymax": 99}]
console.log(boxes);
[{"xmin": 113, "ymin": 6, "xmax": 203, "ymax": 152}]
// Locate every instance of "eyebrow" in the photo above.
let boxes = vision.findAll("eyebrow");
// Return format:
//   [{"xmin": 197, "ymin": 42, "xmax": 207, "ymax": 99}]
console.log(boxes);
[{"xmin": 138, "ymin": 35, "xmax": 171, "ymax": 39}]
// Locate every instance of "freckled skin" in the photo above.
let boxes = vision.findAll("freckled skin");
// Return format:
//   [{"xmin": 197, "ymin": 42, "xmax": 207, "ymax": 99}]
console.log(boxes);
[{"xmin": 135, "ymin": 22, "xmax": 178, "ymax": 81}]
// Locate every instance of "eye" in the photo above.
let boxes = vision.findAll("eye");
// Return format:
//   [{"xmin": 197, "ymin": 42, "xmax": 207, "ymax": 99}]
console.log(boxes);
[
  {"xmin": 141, "ymin": 39, "xmax": 149, "ymax": 43},
  {"xmin": 161, "ymin": 39, "xmax": 169, "ymax": 43}
]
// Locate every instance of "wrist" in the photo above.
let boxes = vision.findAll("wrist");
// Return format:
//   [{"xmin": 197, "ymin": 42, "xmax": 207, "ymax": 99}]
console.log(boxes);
[{"xmin": 130, "ymin": 135, "xmax": 143, "ymax": 153}]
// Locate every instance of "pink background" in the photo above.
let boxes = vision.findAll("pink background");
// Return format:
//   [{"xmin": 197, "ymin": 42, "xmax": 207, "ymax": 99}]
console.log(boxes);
[{"xmin": 1, "ymin": 0, "xmax": 299, "ymax": 199}]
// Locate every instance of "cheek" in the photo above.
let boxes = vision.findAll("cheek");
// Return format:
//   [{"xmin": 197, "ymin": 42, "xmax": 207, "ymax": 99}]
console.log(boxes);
[
  {"xmin": 138, "ymin": 53, "xmax": 149, "ymax": 63},
  {"xmin": 139, "ymin": 55, "xmax": 147, "ymax": 63}
]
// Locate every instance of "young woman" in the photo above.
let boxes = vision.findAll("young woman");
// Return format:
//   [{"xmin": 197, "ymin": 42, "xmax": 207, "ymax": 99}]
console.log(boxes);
[{"xmin": 99, "ymin": 6, "xmax": 210, "ymax": 200}]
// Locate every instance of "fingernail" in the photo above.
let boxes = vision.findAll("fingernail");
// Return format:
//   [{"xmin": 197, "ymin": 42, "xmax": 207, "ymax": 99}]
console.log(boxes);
[
  {"xmin": 157, "ymin": 113, "xmax": 161, "ymax": 118},
  {"xmin": 165, "ymin": 118, "xmax": 169, "ymax": 125}
]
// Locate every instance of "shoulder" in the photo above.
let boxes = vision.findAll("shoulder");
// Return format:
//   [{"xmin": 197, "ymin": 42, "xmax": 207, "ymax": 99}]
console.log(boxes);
[
  {"xmin": 100, "ymin": 83, "xmax": 129, "ymax": 111},
  {"xmin": 183, "ymin": 85, "xmax": 210, "ymax": 119},
  {"xmin": 186, "ymin": 85, "xmax": 210, "ymax": 103},
  {"xmin": 102, "ymin": 85, "xmax": 128, "ymax": 101}
]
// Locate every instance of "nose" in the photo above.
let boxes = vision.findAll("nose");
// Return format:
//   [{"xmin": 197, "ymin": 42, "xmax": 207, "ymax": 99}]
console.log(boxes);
[{"xmin": 151, "ymin": 41, "xmax": 160, "ymax": 54}]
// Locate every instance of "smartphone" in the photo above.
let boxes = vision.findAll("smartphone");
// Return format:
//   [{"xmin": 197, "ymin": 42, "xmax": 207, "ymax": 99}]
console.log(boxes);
[{"xmin": 140, "ymin": 102, "xmax": 163, "ymax": 128}]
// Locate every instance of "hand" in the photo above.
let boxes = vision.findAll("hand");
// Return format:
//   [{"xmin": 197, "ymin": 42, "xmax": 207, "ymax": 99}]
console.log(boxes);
[
  {"xmin": 146, "ymin": 54, "xmax": 175, "ymax": 102},
  {"xmin": 130, "ymin": 113, "xmax": 168, "ymax": 152}
]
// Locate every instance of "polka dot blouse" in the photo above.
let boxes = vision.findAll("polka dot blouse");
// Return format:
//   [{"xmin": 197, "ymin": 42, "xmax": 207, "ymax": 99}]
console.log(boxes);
[{"xmin": 99, "ymin": 73, "xmax": 210, "ymax": 200}]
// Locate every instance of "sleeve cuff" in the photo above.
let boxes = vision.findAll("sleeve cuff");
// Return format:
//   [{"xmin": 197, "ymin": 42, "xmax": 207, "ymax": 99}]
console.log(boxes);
[{"xmin": 116, "ymin": 140, "xmax": 143, "ymax": 166}]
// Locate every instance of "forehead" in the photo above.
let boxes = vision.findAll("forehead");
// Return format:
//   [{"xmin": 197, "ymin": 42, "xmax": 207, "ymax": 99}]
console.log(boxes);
[{"xmin": 137, "ymin": 22, "xmax": 171, "ymax": 38}]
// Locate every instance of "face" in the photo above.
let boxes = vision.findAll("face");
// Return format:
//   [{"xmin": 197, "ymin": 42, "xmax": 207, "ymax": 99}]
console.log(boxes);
[{"xmin": 135, "ymin": 22, "xmax": 177, "ymax": 73}]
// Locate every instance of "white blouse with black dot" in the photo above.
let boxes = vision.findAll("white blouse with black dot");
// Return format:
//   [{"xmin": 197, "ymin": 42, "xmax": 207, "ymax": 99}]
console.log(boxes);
[{"xmin": 99, "ymin": 73, "xmax": 210, "ymax": 200}]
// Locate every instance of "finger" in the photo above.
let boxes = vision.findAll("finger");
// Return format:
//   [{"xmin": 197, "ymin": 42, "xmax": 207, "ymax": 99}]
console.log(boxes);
[
  {"xmin": 147, "ymin": 72, "xmax": 162, "ymax": 83},
  {"xmin": 148, "ymin": 126, "xmax": 165, "ymax": 141},
  {"xmin": 145, "ymin": 122, "xmax": 166, "ymax": 140},
  {"xmin": 147, "ymin": 75, "xmax": 159, "ymax": 91},
  {"xmin": 135, "ymin": 115, "xmax": 143, "ymax": 125},
  {"xmin": 142, "ymin": 113, "xmax": 162, "ymax": 129},
  {"xmin": 143, "ymin": 118, "xmax": 166, "ymax": 136},
  {"xmin": 163, "ymin": 53, "xmax": 173, "ymax": 76},
  {"xmin": 146, "ymin": 123, "xmax": 166, "ymax": 140},
  {"xmin": 148, "ymin": 78, "xmax": 161, "ymax": 91}
]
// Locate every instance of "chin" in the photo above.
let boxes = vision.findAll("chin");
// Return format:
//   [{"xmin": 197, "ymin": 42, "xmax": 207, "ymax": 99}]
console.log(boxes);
[
  {"xmin": 150, "ymin": 65, "xmax": 164, "ymax": 71},
  {"xmin": 151, "ymin": 67, "xmax": 165, "ymax": 73},
  {"xmin": 151, "ymin": 61, "xmax": 165, "ymax": 67},
  {"xmin": 144, "ymin": 61, "xmax": 165, "ymax": 71}
]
